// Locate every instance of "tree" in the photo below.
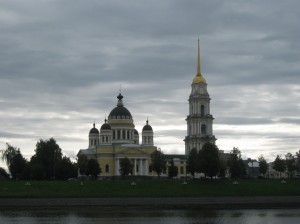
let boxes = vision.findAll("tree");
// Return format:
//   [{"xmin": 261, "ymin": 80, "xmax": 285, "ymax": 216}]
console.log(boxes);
[
  {"xmin": 258, "ymin": 155, "xmax": 268, "ymax": 177},
  {"xmin": 119, "ymin": 157, "xmax": 133, "ymax": 178},
  {"xmin": 31, "ymin": 138, "xmax": 63, "ymax": 179},
  {"xmin": 1, "ymin": 143, "xmax": 18, "ymax": 167},
  {"xmin": 86, "ymin": 159, "xmax": 101, "ymax": 179},
  {"xmin": 30, "ymin": 163, "xmax": 46, "ymax": 180},
  {"xmin": 55, "ymin": 156, "xmax": 77, "ymax": 180},
  {"xmin": 151, "ymin": 150, "xmax": 166, "ymax": 177},
  {"xmin": 273, "ymin": 155, "xmax": 286, "ymax": 178},
  {"xmin": 77, "ymin": 154, "xmax": 89, "ymax": 175},
  {"xmin": 187, "ymin": 148, "xmax": 198, "ymax": 178},
  {"xmin": 9, "ymin": 150, "xmax": 27, "ymax": 180},
  {"xmin": 0, "ymin": 167, "xmax": 10, "ymax": 180},
  {"xmin": 168, "ymin": 159, "xmax": 178, "ymax": 178},
  {"xmin": 219, "ymin": 158, "xmax": 227, "ymax": 178},
  {"xmin": 285, "ymin": 153, "xmax": 296, "ymax": 178},
  {"xmin": 228, "ymin": 147, "xmax": 246, "ymax": 179},
  {"xmin": 199, "ymin": 143, "xmax": 220, "ymax": 179},
  {"xmin": 296, "ymin": 150, "xmax": 300, "ymax": 173},
  {"xmin": 1, "ymin": 143, "xmax": 27, "ymax": 179}
]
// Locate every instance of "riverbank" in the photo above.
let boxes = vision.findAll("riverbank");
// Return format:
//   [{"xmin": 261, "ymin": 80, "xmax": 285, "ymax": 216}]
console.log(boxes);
[{"xmin": 1, "ymin": 196, "xmax": 300, "ymax": 209}]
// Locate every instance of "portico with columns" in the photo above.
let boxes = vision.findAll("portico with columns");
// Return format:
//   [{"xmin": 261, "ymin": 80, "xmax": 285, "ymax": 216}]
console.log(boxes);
[{"xmin": 114, "ymin": 157, "xmax": 149, "ymax": 176}]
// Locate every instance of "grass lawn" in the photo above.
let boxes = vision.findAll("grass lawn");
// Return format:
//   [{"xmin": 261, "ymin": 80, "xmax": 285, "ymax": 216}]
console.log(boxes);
[{"xmin": 0, "ymin": 179, "xmax": 300, "ymax": 198}]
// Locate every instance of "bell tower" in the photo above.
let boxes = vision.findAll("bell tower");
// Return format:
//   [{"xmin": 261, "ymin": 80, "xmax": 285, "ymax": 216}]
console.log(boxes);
[{"xmin": 184, "ymin": 40, "xmax": 216, "ymax": 155}]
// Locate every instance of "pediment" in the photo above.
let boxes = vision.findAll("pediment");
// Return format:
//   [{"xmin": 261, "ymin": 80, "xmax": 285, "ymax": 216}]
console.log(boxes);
[{"xmin": 116, "ymin": 147, "xmax": 149, "ymax": 156}]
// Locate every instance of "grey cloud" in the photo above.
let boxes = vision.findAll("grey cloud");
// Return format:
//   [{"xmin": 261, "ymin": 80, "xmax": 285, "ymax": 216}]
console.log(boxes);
[{"xmin": 0, "ymin": 0, "xmax": 300, "ymax": 162}]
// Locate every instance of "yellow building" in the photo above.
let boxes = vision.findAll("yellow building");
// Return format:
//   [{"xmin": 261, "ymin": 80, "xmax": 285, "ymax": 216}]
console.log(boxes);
[
  {"xmin": 77, "ymin": 41, "xmax": 215, "ymax": 178},
  {"xmin": 78, "ymin": 93, "xmax": 158, "ymax": 176}
]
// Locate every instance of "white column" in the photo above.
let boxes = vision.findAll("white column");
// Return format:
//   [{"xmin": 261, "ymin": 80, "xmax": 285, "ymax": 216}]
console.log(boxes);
[
  {"xmin": 145, "ymin": 159, "xmax": 149, "ymax": 176},
  {"xmin": 134, "ymin": 159, "xmax": 137, "ymax": 176},
  {"xmin": 139, "ymin": 159, "xmax": 142, "ymax": 175},
  {"xmin": 116, "ymin": 158, "xmax": 120, "ymax": 176}
]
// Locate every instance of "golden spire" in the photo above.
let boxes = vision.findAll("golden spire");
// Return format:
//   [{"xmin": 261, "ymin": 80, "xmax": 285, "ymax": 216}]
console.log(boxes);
[
  {"xmin": 197, "ymin": 38, "xmax": 201, "ymax": 75},
  {"xmin": 192, "ymin": 39, "xmax": 206, "ymax": 84}
]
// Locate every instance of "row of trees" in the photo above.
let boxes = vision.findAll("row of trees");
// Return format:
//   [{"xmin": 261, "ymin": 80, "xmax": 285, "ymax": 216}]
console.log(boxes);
[
  {"xmin": 1, "ymin": 138, "xmax": 101, "ymax": 180},
  {"xmin": 187, "ymin": 143, "xmax": 228, "ymax": 179},
  {"xmin": 272, "ymin": 152, "xmax": 300, "ymax": 178}
]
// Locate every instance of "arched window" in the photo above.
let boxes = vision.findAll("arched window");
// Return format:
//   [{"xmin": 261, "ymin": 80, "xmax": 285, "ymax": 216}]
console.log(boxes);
[
  {"xmin": 201, "ymin": 124, "xmax": 207, "ymax": 135},
  {"xmin": 201, "ymin": 105, "xmax": 205, "ymax": 116},
  {"xmin": 105, "ymin": 164, "xmax": 109, "ymax": 173}
]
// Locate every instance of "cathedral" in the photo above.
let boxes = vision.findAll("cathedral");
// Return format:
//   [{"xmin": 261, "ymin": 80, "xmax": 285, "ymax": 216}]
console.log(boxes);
[
  {"xmin": 78, "ymin": 93, "xmax": 158, "ymax": 177},
  {"xmin": 78, "ymin": 40, "xmax": 215, "ymax": 177}
]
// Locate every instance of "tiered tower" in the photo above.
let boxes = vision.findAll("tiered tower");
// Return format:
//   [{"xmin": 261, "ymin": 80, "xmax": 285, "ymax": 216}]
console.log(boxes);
[{"xmin": 184, "ymin": 40, "xmax": 216, "ymax": 155}]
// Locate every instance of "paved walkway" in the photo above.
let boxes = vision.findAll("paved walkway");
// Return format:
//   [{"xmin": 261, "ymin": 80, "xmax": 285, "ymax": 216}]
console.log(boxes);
[{"xmin": 1, "ymin": 196, "xmax": 300, "ymax": 208}]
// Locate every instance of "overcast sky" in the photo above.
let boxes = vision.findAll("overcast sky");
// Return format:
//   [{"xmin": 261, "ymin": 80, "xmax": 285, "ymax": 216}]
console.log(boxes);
[{"xmin": 1, "ymin": 0, "xmax": 300, "ymax": 167}]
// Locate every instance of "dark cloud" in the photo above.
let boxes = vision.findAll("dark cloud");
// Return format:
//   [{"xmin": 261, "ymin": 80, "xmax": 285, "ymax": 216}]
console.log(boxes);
[{"xmin": 0, "ymin": 0, "xmax": 300, "ymax": 163}]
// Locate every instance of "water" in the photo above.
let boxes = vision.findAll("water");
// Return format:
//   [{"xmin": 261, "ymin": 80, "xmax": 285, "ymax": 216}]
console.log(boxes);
[{"xmin": 0, "ymin": 207, "xmax": 299, "ymax": 224}]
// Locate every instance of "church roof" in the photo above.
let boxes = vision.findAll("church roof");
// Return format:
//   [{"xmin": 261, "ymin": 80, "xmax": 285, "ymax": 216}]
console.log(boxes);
[
  {"xmin": 89, "ymin": 123, "xmax": 99, "ymax": 134},
  {"xmin": 142, "ymin": 119, "xmax": 153, "ymax": 131},
  {"xmin": 108, "ymin": 93, "xmax": 132, "ymax": 119},
  {"xmin": 100, "ymin": 119, "xmax": 111, "ymax": 130}
]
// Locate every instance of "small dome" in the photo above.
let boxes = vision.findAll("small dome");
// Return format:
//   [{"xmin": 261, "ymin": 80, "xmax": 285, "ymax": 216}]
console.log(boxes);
[
  {"xmin": 89, "ymin": 123, "xmax": 99, "ymax": 134},
  {"xmin": 100, "ymin": 119, "xmax": 111, "ymax": 130},
  {"xmin": 142, "ymin": 120, "xmax": 153, "ymax": 131},
  {"xmin": 108, "ymin": 93, "xmax": 132, "ymax": 119},
  {"xmin": 192, "ymin": 73, "xmax": 206, "ymax": 84},
  {"xmin": 134, "ymin": 129, "xmax": 139, "ymax": 135}
]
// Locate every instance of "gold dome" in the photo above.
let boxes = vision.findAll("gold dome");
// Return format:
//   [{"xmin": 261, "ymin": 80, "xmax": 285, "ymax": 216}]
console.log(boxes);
[
  {"xmin": 192, "ymin": 39, "xmax": 207, "ymax": 84},
  {"xmin": 192, "ymin": 73, "xmax": 206, "ymax": 84}
]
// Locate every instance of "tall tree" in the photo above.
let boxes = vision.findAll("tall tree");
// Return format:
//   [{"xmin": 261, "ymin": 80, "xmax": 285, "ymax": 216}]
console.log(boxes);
[
  {"xmin": 199, "ymin": 143, "xmax": 220, "ymax": 179},
  {"xmin": 1, "ymin": 144, "xmax": 26, "ymax": 179},
  {"xmin": 285, "ymin": 153, "xmax": 296, "ymax": 178},
  {"xmin": 219, "ymin": 158, "xmax": 227, "ymax": 178},
  {"xmin": 1, "ymin": 143, "xmax": 18, "ymax": 167},
  {"xmin": 151, "ymin": 150, "xmax": 166, "ymax": 177},
  {"xmin": 31, "ymin": 138, "xmax": 63, "ymax": 179},
  {"xmin": 119, "ymin": 157, "xmax": 133, "ymax": 178},
  {"xmin": 0, "ymin": 167, "xmax": 10, "ymax": 180},
  {"xmin": 273, "ymin": 155, "xmax": 286, "ymax": 178},
  {"xmin": 228, "ymin": 147, "xmax": 246, "ymax": 179},
  {"xmin": 296, "ymin": 150, "xmax": 300, "ymax": 173},
  {"xmin": 9, "ymin": 150, "xmax": 27, "ymax": 180},
  {"xmin": 55, "ymin": 156, "xmax": 77, "ymax": 180},
  {"xmin": 186, "ymin": 148, "xmax": 198, "ymax": 178},
  {"xmin": 258, "ymin": 155, "xmax": 268, "ymax": 177},
  {"xmin": 77, "ymin": 154, "xmax": 89, "ymax": 175},
  {"xmin": 86, "ymin": 159, "xmax": 101, "ymax": 179},
  {"xmin": 168, "ymin": 159, "xmax": 178, "ymax": 179}
]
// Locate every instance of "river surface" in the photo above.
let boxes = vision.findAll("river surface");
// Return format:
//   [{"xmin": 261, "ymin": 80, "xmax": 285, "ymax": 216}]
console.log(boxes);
[{"xmin": 0, "ymin": 207, "xmax": 299, "ymax": 224}]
